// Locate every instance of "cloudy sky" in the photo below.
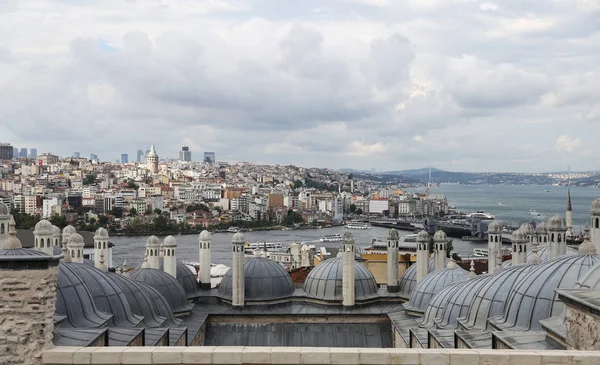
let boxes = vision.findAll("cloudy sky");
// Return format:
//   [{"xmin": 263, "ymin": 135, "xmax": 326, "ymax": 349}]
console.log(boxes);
[{"xmin": 0, "ymin": 1, "xmax": 598, "ymax": 172}]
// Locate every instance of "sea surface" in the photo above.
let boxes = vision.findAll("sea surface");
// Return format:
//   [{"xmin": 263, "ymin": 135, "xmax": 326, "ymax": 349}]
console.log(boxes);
[{"xmin": 111, "ymin": 185, "xmax": 600, "ymax": 268}]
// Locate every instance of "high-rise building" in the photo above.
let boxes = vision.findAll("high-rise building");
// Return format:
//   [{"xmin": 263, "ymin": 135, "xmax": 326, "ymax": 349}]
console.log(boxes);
[
  {"xmin": 12, "ymin": 147, "xmax": 18, "ymax": 157},
  {"xmin": 29, "ymin": 148, "xmax": 37, "ymax": 159},
  {"xmin": 203, "ymin": 152, "xmax": 216, "ymax": 164},
  {"xmin": 121, "ymin": 154, "xmax": 128, "ymax": 164},
  {"xmin": 179, "ymin": 146, "xmax": 192, "ymax": 162},
  {"xmin": 90, "ymin": 153, "xmax": 98, "ymax": 161},
  {"xmin": 136, "ymin": 149, "xmax": 144, "ymax": 163},
  {"xmin": 19, "ymin": 148, "xmax": 27, "ymax": 158},
  {"xmin": 0, "ymin": 143, "xmax": 13, "ymax": 160},
  {"xmin": 74, "ymin": 152, "xmax": 80, "ymax": 158}
]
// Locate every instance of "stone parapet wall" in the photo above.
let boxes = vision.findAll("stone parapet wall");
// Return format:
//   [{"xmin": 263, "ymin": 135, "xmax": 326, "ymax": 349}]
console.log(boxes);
[
  {"xmin": 43, "ymin": 347, "xmax": 600, "ymax": 365},
  {"xmin": 565, "ymin": 302, "xmax": 600, "ymax": 351},
  {"xmin": 1, "ymin": 266, "xmax": 59, "ymax": 365}
]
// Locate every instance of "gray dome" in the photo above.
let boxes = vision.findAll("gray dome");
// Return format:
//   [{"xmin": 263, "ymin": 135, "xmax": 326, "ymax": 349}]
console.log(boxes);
[
  {"xmin": 65, "ymin": 262, "xmax": 143, "ymax": 328},
  {"xmin": 591, "ymin": 197, "xmax": 600, "ymax": 213},
  {"xmin": 53, "ymin": 246, "xmax": 62, "ymax": 255},
  {"xmin": 520, "ymin": 222, "xmax": 535, "ymax": 235},
  {"xmin": 418, "ymin": 281, "xmax": 463, "ymax": 328},
  {"xmin": 403, "ymin": 262, "xmax": 469, "ymax": 314},
  {"xmin": 232, "ymin": 232, "xmax": 245, "ymax": 244},
  {"xmin": 505, "ymin": 245, "xmax": 579, "ymax": 267},
  {"xmin": 548, "ymin": 215, "xmax": 565, "ymax": 230},
  {"xmin": 176, "ymin": 261, "xmax": 199, "ymax": 298},
  {"xmin": 53, "ymin": 225, "xmax": 61, "ymax": 237},
  {"xmin": 67, "ymin": 233, "xmax": 85, "ymax": 247},
  {"xmin": 55, "ymin": 263, "xmax": 111, "ymax": 328},
  {"xmin": 398, "ymin": 258, "xmax": 436, "ymax": 299},
  {"xmin": 220, "ymin": 257, "xmax": 294, "ymax": 302},
  {"xmin": 487, "ymin": 221, "xmax": 501, "ymax": 234},
  {"xmin": 434, "ymin": 274, "xmax": 491, "ymax": 329},
  {"xmin": 164, "ymin": 235, "xmax": 177, "ymax": 247},
  {"xmin": 490, "ymin": 254, "xmax": 600, "ymax": 331},
  {"xmin": 0, "ymin": 202, "xmax": 8, "ymax": 215},
  {"xmin": 129, "ymin": 267, "xmax": 193, "ymax": 315},
  {"xmin": 62, "ymin": 225, "xmax": 76, "ymax": 236},
  {"xmin": 134, "ymin": 280, "xmax": 182, "ymax": 327},
  {"xmin": 417, "ymin": 230, "xmax": 429, "ymax": 242},
  {"xmin": 34, "ymin": 219, "xmax": 53, "ymax": 235},
  {"xmin": 94, "ymin": 227, "xmax": 109, "ymax": 238},
  {"xmin": 146, "ymin": 235, "xmax": 160, "ymax": 247},
  {"xmin": 388, "ymin": 228, "xmax": 399, "ymax": 240},
  {"xmin": 511, "ymin": 228, "xmax": 527, "ymax": 243},
  {"xmin": 536, "ymin": 222, "xmax": 548, "ymax": 234},
  {"xmin": 303, "ymin": 258, "xmax": 378, "ymax": 302},
  {"xmin": 460, "ymin": 264, "xmax": 534, "ymax": 331},
  {"xmin": 199, "ymin": 230, "xmax": 211, "ymax": 241},
  {"xmin": 107, "ymin": 272, "xmax": 169, "ymax": 328},
  {"xmin": 433, "ymin": 230, "xmax": 447, "ymax": 242},
  {"xmin": 575, "ymin": 260, "xmax": 600, "ymax": 289},
  {"xmin": 0, "ymin": 247, "xmax": 50, "ymax": 258}
]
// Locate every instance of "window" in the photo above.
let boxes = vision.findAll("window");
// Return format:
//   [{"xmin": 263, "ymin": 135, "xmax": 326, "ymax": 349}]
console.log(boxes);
[
  {"xmin": 103, "ymin": 242, "xmax": 106, "ymax": 249},
  {"xmin": 40, "ymin": 238, "xmax": 44, "ymax": 248},
  {"xmin": 596, "ymin": 218, "xmax": 599, "ymax": 229},
  {"xmin": 558, "ymin": 234, "xmax": 562, "ymax": 243},
  {"xmin": 0, "ymin": 223, "xmax": 4, "ymax": 234}
]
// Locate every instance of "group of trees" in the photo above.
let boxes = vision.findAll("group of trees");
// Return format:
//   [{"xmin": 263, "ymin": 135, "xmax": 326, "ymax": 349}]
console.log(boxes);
[{"xmin": 349, "ymin": 204, "xmax": 363, "ymax": 215}]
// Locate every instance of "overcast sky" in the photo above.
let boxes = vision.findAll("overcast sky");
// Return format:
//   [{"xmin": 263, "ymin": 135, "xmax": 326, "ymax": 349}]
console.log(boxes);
[{"xmin": 0, "ymin": 1, "xmax": 598, "ymax": 172}]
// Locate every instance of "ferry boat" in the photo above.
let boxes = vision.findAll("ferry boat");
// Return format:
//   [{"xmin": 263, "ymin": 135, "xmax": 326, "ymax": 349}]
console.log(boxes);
[
  {"xmin": 243, "ymin": 242, "xmax": 284, "ymax": 254},
  {"xmin": 345, "ymin": 221, "xmax": 371, "ymax": 230},
  {"xmin": 530, "ymin": 209, "xmax": 541, "ymax": 217},
  {"xmin": 319, "ymin": 234, "xmax": 343, "ymax": 242},
  {"xmin": 403, "ymin": 234, "xmax": 417, "ymax": 242},
  {"xmin": 465, "ymin": 211, "xmax": 495, "ymax": 220},
  {"xmin": 227, "ymin": 226, "xmax": 241, "ymax": 233}
]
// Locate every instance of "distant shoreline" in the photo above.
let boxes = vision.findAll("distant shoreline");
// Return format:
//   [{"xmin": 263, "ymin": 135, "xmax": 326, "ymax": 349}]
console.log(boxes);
[{"xmin": 110, "ymin": 225, "xmax": 327, "ymax": 237}]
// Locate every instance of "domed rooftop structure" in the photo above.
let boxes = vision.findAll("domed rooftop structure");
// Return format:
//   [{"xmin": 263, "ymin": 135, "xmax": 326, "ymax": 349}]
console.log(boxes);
[
  {"xmin": 536, "ymin": 222, "xmax": 548, "ymax": 235},
  {"xmin": 67, "ymin": 233, "xmax": 85, "ymax": 247},
  {"xmin": 94, "ymin": 227, "xmax": 109, "ymax": 238},
  {"xmin": 434, "ymin": 274, "xmax": 492, "ymax": 329},
  {"xmin": 219, "ymin": 257, "xmax": 294, "ymax": 302},
  {"xmin": 460, "ymin": 264, "xmax": 534, "ymax": 331},
  {"xmin": 164, "ymin": 235, "xmax": 177, "ymax": 247},
  {"xmin": 398, "ymin": 258, "xmax": 436, "ymax": 299},
  {"xmin": 146, "ymin": 235, "xmax": 160, "ymax": 247},
  {"xmin": 403, "ymin": 261, "xmax": 469, "ymax": 315},
  {"xmin": 303, "ymin": 258, "xmax": 378, "ymax": 302},
  {"xmin": 34, "ymin": 219, "xmax": 53, "ymax": 235},
  {"xmin": 53, "ymin": 225, "xmax": 61, "ymax": 237},
  {"xmin": 520, "ymin": 222, "xmax": 535, "ymax": 235},
  {"xmin": 488, "ymin": 221, "xmax": 502, "ymax": 234},
  {"xmin": 490, "ymin": 253, "xmax": 600, "ymax": 331},
  {"xmin": 500, "ymin": 245, "xmax": 578, "ymax": 268},
  {"xmin": 418, "ymin": 281, "xmax": 463, "ymax": 328},
  {"xmin": 548, "ymin": 215, "xmax": 565, "ymax": 230},
  {"xmin": 55, "ymin": 263, "xmax": 112, "ymax": 328},
  {"xmin": 232, "ymin": 232, "xmax": 245, "ymax": 244},
  {"xmin": 107, "ymin": 272, "xmax": 169, "ymax": 328},
  {"xmin": 0, "ymin": 202, "xmax": 8, "ymax": 215},
  {"xmin": 176, "ymin": 261, "xmax": 200, "ymax": 299},
  {"xmin": 417, "ymin": 230, "xmax": 429, "ymax": 241},
  {"xmin": 591, "ymin": 197, "xmax": 600, "ymax": 214},
  {"xmin": 433, "ymin": 230, "xmax": 447, "ymax": 241},
  {"xmin": 511, "ymin": 228, "xmax": 528, "ymax": 242},
  {"xmin": 62, "ymin": 225, "xmax": 76, "ymax": 236},
  {"xmin": 199, "ymin": 230, "xmax": 211, "ymax": 241},
  {"xmin": 65, "ymin": 262, "xmax": 142, "ymax": 327},
  {"xmin": 129, "ymin": 267, "xmax": 193, "ymax": 315}
]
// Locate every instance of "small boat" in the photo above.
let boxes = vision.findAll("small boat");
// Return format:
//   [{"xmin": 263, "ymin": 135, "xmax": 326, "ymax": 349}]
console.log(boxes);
[
  {"xmin": 319, "ymin": 234, "xmax": 343, "ymax": 242},
  {"xmin": 530, "ymin": 209, "xmax": 541, "ymax": 217},
  {"xmin": 466, "ymin": 210, "xmax": 495, "ymax": 220},
  {"xmin": 497, "ymin": 202, "xmax": 503, "ymax": 206},
  {"xmin": 345, "ymin": 221, "xmax": 371, "ymax": 229},
  {"xmin": 403, "ymin": 234, "xmax": 418, "ymax": 242},
  {"xmin": 227, "ymin": 226, "xmax": 241, "ymax": 233},
  {"xmin": 544, "ymin": 189, "xmax": 551, "ymax": 192},
  {"xmin": 473, "ymin": 248, "xmax": 489, "ymax": 257}
]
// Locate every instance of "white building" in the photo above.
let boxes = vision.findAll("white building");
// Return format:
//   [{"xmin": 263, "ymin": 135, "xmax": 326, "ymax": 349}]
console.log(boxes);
[
  {"xmin": 368, "ymin": 199, "xmax": 389, "ymax": 214},
  {"xmin": 42, "ymin": 197, "xmax": 61, "ymax": 218}
]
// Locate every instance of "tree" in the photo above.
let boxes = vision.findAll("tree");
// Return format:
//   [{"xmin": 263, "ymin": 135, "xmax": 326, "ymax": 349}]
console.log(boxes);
[
  {"xmin": 383, "ymin": 210, "xmax": 390, "ymax": 217},
  {"xmin": 129, "ymin": 208, "xmax": 137, "ymax": 217},
  {"xmin": 356, "ymin": 208, "xmax": 363, "ymax": 215},
  {"xmin": 126, "ymin": 181, "xmax": 139, "ymax": 190},
  {"xmin": 153, "ymin": 208, "xmax": 162, "ymax": 215},
  {"xmin": 98, "ymin": 215, "xmax": 109, "ymax": 226},
  {"xmin": 283, "ymin": 211, "xmax": 304, "ymax": 226},
  {"xmin": 49, "ymin": 213, "xmax": 67, "ymax": 228},
  {"xmin": 110, "ymin": 207, "xmax": 123, "ymax": 218},
  {"xmin": 350, "ymin": 204, "xmax": 356, "ymax": 213},
  {"xmin": 83, "ymin": 174, "xmax": 98, "ymax": 186},
  {"xmin": 293, "ymin": 180, "xmax": 303, "ymax": 189}
]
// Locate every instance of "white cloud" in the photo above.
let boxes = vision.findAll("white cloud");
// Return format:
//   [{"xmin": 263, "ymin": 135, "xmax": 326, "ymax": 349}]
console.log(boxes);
[{"xmin": 555, "ymin": 135, "xmax": 582, "ymax": 153}]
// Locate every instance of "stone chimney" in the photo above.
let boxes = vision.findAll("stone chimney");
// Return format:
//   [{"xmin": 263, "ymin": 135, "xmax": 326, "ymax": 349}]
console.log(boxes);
[
  {"xmin": 511, "ymin": 229, "xmax": 527, "ymax": 265},
  {"xmin": 416, "ymin": 230, "xmax": 430, "ymax": 283},
  {"xmin": 67, "ymin": 233, "xmax": 85, "ymax": 264},
  {"xmin": 198, "ymin": 230, "xmax": 212, "ymax": 290},
  {"xmin": 433, "ymin": 230, "xmax": 447, "ymax": 271},
  {"xmin": 342, "ymin": 232, "xmax": 356, "ymax": 307},
  {"xmin": 387, "ymin": 229, "xmax": 399, "ymax": 293},
  {"xmin": 33, "ymin": 220, "xmax": 54, "ymax": 256},
  {"xmin": 145, "ymin": 236, "xmax": 161, "ymax": 269},
  {"xmin": 231, "ymin": 232, "xmax": 246, "ymax": 307},
  {"xmin": 93, "ymin": 228, "xmax": 109, "ymax": 270},
  {"xmin": 487, "ymin": 221, "xmax": 502, "ymax": 274},
  {"xmin": 163, "ymin": 235, "xmax": 177, "ymax": 278}
]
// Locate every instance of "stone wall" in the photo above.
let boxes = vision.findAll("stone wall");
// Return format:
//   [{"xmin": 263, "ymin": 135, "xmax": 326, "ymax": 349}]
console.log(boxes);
[
  {"xmin": 42, "ymin": 347, "xmax": 600, "ymax": 365},
  {"xmin": 0, "ymin": 266, "xmax": 59, "ymax": 365},
  {"xmin": 565, "ymin": 302, "xmax": 600, "ymax": 350}
]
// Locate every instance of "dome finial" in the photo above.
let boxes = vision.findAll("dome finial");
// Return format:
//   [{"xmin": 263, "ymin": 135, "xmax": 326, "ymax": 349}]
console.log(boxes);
[
  {"xmin": 141, "ymin": 253, "xmax": 149, "ymax": 268},
  {"xmin": 447, "ymin": 258, "xmax": 457, "ymax": 269},
  {"xmin": 343, "ymin": 232, "xmax": 355, "ymax": 245},
  {"xmin": 468, "ymin": 260, "xmax": 476, "ymax": 278}
]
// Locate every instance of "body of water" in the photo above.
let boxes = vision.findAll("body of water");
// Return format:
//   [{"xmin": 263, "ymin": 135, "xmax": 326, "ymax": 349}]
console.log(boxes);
[{"xmin": 111, "ymin": 185, "xmax": 600, "ymax": 268}]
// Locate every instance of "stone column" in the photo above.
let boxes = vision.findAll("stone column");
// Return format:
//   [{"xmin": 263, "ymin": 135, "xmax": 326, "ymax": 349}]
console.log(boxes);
[
  {"xmin": 232, "ymin": 232, "xmax": 245, "ymax": 307},
  {"xmin": 387, "ymin": 229, "xmax": 399, "ymax": 293},
  {"xmin": 145, "ymin": 236, "xmax": 161, "ymax": 269},
  {"xmin": 342, "ymin": 232, "xmax": 355, "ymax": 307},
  {"xmin": 163, "ymin": 236, "xmax": 177, "ymax": 278},
  {"xmin": 433, "ymin": 230, "xmax": 447, "ymax": 271},
  {"xmin": 487, "ymin": 221, "xmax": 501, "ymax": 274},
  {"xmin": 548, "ymin": 215, "xmax": 567, "ymax": 260},
  {"xmin": 33, "ymin": 220, "xmax": 54, "ymax": 256},
  {"xmin": 93, "ymin": 228, "xmax": 109, "ymax": 269},
  {"xmin": 198, "ymin": 230, "xmax": 212, "ymax": 290},
  {"xmin": 416, "ymin": 230, "xmax": 429, "ymax": 283},
  {"xmin": 511, "ymin": 229, "xmax": 527, "ymax": 265},
  {"xmin": 67, "ymin": 233, "xmax": 85, "ymax": 264}
]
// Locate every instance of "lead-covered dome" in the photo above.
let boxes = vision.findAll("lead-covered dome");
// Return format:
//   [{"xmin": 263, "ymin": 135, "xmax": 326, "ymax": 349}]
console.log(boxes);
[
  {"xmin": 129, "ymin": 267, "xmax": 193, "ymax": 315},
  {"xmin": 0, "ymin": 202, "xmax": 8, "ymax": 215},
  {"xmin": 34, "ymin": 219, "xmax": 53, "ymax": 235},
  {"xmin": 460, "ymin": 264, "xmax": 534, "ymax": 331},
  {"xmin": 303, "ymin": 258, "xmax": 378, "ymax": 302},
  {"xmin": 176, "ymin": 261, "xmax": 200, "ymax": 298},
  {"xmin": 487, "ymin": 221, "xmax": 502, "ymax": 234},
  {"xmin": 94, "ymin": 227, "xmax": 109, "ymax": 238},
  {"xmin": 591, "ymin": 198, "xmax": 600, "ymax": 214},
  {"xmin": 417, "ymin": 230, "xmax": 429, "ymax": 241},
  {"xmin": 403, "ymin": 261, "xmax": 469, "ymax": 315},
  {"xmin": 548, "ymin": 215, "xmax": 565, "ymax": 230},
  {"xmin": 219, "ymin": 257, "xmax": 294, "ymax": 302},
  {"xmin": 490, "ymin": 254, "xmax": 600, "ymax": 331},
  {"xmin": 433, "ymin": 230, "xmax": 447, "ymax": 241},
  {"xmin": 520, "ymin": 222, "xmax": 535, "ymax": 235},
  {"xmin": 55, "ymin": 263, "xmax": 111, "ymax": 328},
  {"xmin": 398, "ymin": 258, "xmax": 436, "ymax": 299},
  {"xmin": 434, "ymin": 274, "xmax": 491, "ymax": 329}
]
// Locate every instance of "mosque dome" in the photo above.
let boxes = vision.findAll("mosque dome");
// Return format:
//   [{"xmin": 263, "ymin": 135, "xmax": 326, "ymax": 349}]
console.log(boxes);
[
  {"xmin": 107, "ymin": 272, "xmax": 169, "ymax": 328},
  {"xmin": 417, "ymin": 230, "xmax": 430, "ymax": 242},
  {"xmin": 548, "ymin": 215, "xmax": 565, "ymax": 230},
  {"xmin": 219, "ymin": 257, "xmax": 294, "ymax": 302},
  {"xmin": 67, "ymin": 233, "xmax": 85, "ymax": 248},
  {"xmin": 398, "ymin": 258, "xmax": 436, "ymax": 299},
  {"xmin": 176, "ymin": 261, "xmax": 200, "ymax": 298},
  {"xmin": 591, "ymin": 198, "xmax": 600, "ymax": 214},
  {"xmin": 460, "ymin": 264, "xmax": 534, "ymax": 331},
  {"xmin": 62, "ymin": 225, "xmax": 76, "ymax": 236},
  {"xmin": 135, "ymin": 280, "xmax": 182, "ymax": 326},
  {"xmin": 536, "ymin": 222, "xmax": 548, "ymax": 234},
  {"xmin": 0, "ymin": 202, "xmax": 8, "ymax": 215},
  {"xmin": 65, "ymin": 262, "xmax": 143, "ymax": 328},
  {"xmin": 94, "ymin": 227, "xmax": 109, "ymax": 238},
  {"xmin": 418, "ymin": 282, "xmax": 463, "ymax": 328},
  {"xmin": 520, "ymin": 222, "xmax": 535, "ymax": 235},
  {"xmin": 303, "ymin": 258, "xmax": 378, "ymax": 302},
  {"xmin": 403, "ymin": 261, "xmax": 469, "ymax": 314},
  {"xmin": 53, "ymin": 225, "xmax": 61, "ymax": 237},
  {"xmin": 164, "ymin": 235, "xmax": 177, "ymax": 247},
  {"xmin": 146, "ymin": 235, "xmax": 160, "ymax": 247},
  {"xmin": 53, "ymin": 246, "xmax": 62, "ymax": 255},
  {"xmin": 199, "ymin": 230, "xmax": 211, "ymax": 241},
  {"xmin": 433, "ymin": 230, "xmax": 447, "ymax": 242},
  {"xmin": 34, "ymin": 220, "xmax": 54, "ymax": 235},
  {"xmin": 129, "ymin": 267, "xmax": 193, "ymax": 315},
  {"xmin": 575, "ymin": 259, "xmax": 600, "ymax": 289},
  {"xmin": 488, "ymin": 221, "xmax": 502, "ymax": 234},
  {"xmin": 434, "ymin": 274, "xmax": 492, "ymax": 329},
  {"xmin": 0, "ymin": 247, "xmax": 50, "ymax": 258},
  {"xmin": 490, "ymin": 254, "xmax": 600, "ymax": 331},
  {"xmin": 232, "ymin": 232, "xmax": 245, "ymax": 244},
  {"xmin": 511, "ymin": 228, "xmax": 528, "ymax": 242},
  {"xmin": 55, "ymin": 263, "xmax": 111, "ymax": 328}
]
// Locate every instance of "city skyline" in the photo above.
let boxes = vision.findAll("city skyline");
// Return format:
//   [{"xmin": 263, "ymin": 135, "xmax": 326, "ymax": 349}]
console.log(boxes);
[{"xmin": 0, "ymin": 2, "xmax": 598, "ymax": 172}]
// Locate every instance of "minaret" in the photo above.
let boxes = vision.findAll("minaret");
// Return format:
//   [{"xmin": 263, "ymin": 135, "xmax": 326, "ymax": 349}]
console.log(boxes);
[
  {"xmin": 94, "ymin": 227, "xmax": 109, "ymax": 269},
  {"xmin": 387, "ymin": 229, "xmax": 399, "ymax": 293},
  {"xmin": 52, "ymin": 225, "xmax": 62, "ymax": 248},
  {"xmin": 590, "ymin": 198, "xmax": 600, "ymax": 253},
  {"xmin": 416, "ymin": 230, "xmax": 430, "ymax": 283},
  {"xmin": 342, "ymin": 232, "xmax": 356, "ymax": 307},
  {"xmin": 487, "ymin": 221, "xmax": 501, "ymax": 274},
  {"xmin": 145, "ymin": 235, "xmax": 161, "ymax": 269},
  {"xmin": 67, "ymin": 233, "xmax": 85, "ymax": 263},
  {"xmin": 199, "ymin": 230, "xmax": 212, "ymax": 290},
  {"xmin": 0, "ymin": 202, "xmax": 11, "ymax": 249},
  {"xmin": 33, "ymin": 220, "xmax": 54, "ymax": 255},
  {"xmin": 163, "ymin": 236, "xmax": 177, "ymax": 278},
  {"xmin": 511, "ymin": 228, "xmax": 527, "ymax": 265},
  {"xmin": 231, "ymin": 232, "xmax": 246, "ymax": 307},
  {"xmin": 147, "ymin": 144, "xmax": 159, "ymax": 174},
  {"xmin": 433, "ymin": 230, "xmax": 447, "ymax": 270},
  {"xmin": 547, "ymin": 215, "xmax": 567, "ymax": 260}
]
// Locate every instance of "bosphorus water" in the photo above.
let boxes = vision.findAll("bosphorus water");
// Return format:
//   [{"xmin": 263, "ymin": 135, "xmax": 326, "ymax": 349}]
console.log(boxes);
[{"xmin": 111, "ymin": 185, "xmax": 600, "ymax": 268}]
